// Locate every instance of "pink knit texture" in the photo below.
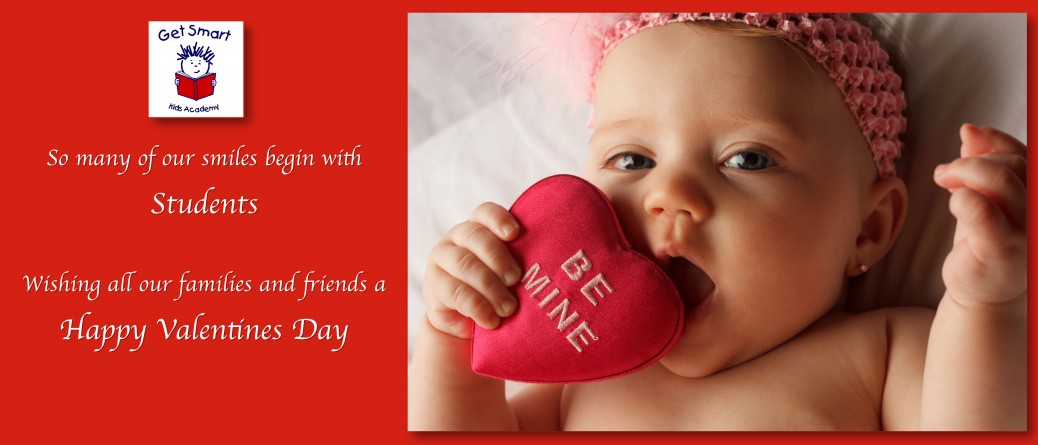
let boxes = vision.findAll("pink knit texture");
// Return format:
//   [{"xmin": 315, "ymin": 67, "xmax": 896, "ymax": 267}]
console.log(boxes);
[{"xmin": 590, "ymin": 13, "xmax": 906, "ymax": 178}]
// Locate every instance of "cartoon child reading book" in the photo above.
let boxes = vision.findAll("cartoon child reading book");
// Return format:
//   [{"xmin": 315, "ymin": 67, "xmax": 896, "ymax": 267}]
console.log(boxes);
[{"xmin": 174, "ymin": 42, "xmax": 217, "ymax": 100}]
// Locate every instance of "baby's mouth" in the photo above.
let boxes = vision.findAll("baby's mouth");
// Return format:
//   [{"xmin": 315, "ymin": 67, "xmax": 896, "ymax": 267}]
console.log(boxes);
[{"xmin": 666, "ymin": 257, "xmax": 716, "ymax": 313}]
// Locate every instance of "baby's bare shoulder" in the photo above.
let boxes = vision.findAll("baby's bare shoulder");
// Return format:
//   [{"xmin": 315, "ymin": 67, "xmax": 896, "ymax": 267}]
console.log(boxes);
[
  {"xmin": 812, "ymin": 307, "xmax": 935, "ymax": 372},
  {"xmin": 797, "ymin": 308, "xmax": 936, "ymax": 386},
  {"xmin": 820, "ymin": 306, "xmax": 934, "ymax": 430},
  {"xmin": 835, "ymin": 306, "xmax": 935, "ymax": 347}
]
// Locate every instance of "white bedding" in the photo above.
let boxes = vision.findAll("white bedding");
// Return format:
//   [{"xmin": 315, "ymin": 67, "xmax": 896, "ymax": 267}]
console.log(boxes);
[{"xmin": 407, "ymin": 13, "xmax": 1026, "ymax": 362}]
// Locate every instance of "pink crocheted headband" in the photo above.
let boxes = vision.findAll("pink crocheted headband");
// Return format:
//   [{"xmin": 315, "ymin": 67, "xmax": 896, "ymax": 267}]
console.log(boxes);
[{"xmin": 589, "ymin": 13, "xmax": 907, "ymax": 178}]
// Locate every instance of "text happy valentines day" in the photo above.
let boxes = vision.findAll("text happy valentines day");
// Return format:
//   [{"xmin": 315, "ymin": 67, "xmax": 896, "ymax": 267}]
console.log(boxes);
[{"xmin": 24, "ymin": 269, "xmax": 386, "ymax": 352}]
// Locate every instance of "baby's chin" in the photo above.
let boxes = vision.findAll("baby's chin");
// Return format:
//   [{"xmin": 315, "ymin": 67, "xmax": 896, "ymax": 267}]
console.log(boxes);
[
  {"xmin": 657, "ymin": 348, "xmax": 728, "ymax": 379},
  {"xmin": 657, "ymin": 336, "xmax": 764, "ymax": 379}
]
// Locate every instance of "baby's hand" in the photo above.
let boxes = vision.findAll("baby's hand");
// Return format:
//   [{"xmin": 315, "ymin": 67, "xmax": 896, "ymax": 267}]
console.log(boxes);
[
  {"xmin": 423, "ymin": 202, "xmax": 522, "ymax": 339},
  {"xmin": 934, "ymin": 124, "xmax": 1027, "ymax": 308}
]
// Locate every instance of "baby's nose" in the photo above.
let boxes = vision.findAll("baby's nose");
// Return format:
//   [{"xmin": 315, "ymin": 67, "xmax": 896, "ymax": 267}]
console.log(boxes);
[{"xmin": 643, "ymin": 173, "xmax": 712, "ymax": 224}]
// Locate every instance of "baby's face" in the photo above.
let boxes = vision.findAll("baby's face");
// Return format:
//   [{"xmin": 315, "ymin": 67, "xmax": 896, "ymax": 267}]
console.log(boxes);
[
  {"xmin": 181, "ymin": 56, "xmax": 209, "ymax": 78},
  {"xmin": 586, "ymin": 23, "xmax": 877, "ymax": 378}
]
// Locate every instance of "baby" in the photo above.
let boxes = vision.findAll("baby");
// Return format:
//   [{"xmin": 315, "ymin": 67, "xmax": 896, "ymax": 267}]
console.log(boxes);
[{"xmin": 408, "ymin": 13, "xmax": 1026, "ymax": 431}]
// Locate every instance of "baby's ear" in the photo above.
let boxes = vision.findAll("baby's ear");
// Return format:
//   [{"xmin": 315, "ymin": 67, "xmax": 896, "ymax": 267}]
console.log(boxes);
[{"xmin": 848, "ymin": 177, "xmax": 908, "ymax": 276}]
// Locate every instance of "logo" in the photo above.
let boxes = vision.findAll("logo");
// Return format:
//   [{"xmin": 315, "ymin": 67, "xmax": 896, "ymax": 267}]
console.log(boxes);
[{"xmin": 149, "ymin": 21, "xmax": 243, "ymax": 118}]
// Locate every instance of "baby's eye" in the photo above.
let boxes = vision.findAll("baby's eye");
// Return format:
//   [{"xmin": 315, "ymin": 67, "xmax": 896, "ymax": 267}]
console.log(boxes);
[
  {"xmin": 723, "ymin": 150, "xmax": 774, "ymax": 171},
  {"xmin": 609, "ymin": 153, "xmax": 656, "ymax": 171}
]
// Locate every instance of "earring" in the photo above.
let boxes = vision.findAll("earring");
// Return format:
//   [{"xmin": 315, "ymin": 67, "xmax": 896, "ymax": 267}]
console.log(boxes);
[{"xmin": 858, "ymin": 264, "xmax": 869, "ymax": 273}]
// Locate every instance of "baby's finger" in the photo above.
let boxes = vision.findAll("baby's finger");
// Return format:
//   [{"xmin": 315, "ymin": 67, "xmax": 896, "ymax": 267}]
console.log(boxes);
[
  {"xmin": 948, "ymin": 187, "xmax": 1020, "ymax": 262},
  {"xmin": 960, "ymin": 123, "xmax": 1027, "ymax": 158},
  {"xmin": 975, "ymin": 153, "xmax": 1027, "ymax": 187},
  {"xmin": 470, "ymin": 202, "xmax": 521, "ymax": 241},
  {"xmin": 934, "ymin": 156, "xmax": 1026, "ymax": 227},
  {"xmin": 447, "ymin": 220, "xmax": 522, "ymax": 288},
  {"xmin": 941, "ymin": 153, "xmax": 1028, "ymax": 190},
  {"xmin": 424, "ymin": 263, "xmax": 501, "ymax": 332},
  {"xmin": 945, "ymin": 156, "xmax": 1024, "ymax": 248},
  {"xmin": 432, "ymin": 241, "xmax": 517, "ymax": 318}
]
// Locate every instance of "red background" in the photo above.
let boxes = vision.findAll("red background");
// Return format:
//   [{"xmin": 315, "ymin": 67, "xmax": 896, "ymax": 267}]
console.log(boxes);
[{"xmin": 0, "ymin": 0, "xmax": 1033, "ymax": 443}]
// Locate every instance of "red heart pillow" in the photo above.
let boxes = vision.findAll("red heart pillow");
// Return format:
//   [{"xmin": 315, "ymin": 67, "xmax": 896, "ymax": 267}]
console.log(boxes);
[{"xmin": 471, "ymin": 175, "xmax": 684, "ymax": 383}]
